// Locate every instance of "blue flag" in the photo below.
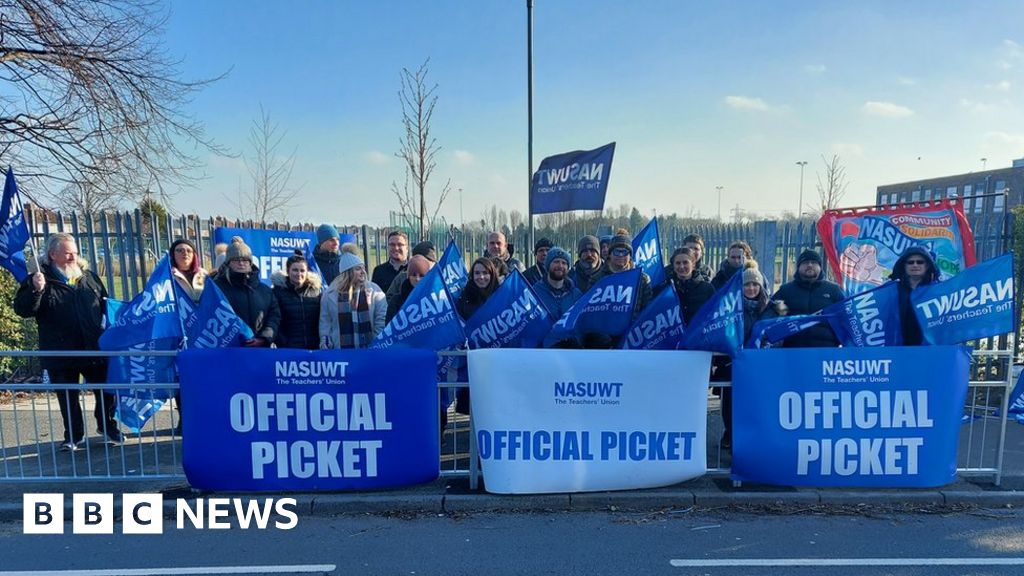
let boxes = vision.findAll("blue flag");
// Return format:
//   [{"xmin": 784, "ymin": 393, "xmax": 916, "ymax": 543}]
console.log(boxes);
[
  {"xmin": 370, "ymin": 264, "xmax": 466, "ymax": 350},
  {"xmin": 621, "ymin": 284, "xmax": 684, "ymax": 350},
  {"xmin": 911, "ymin": 253, "xmax": 1014, "ymax": 345},
  {"xmin": 0, "ymin": 168, "xmax": 30, "ymax": 281},
  {"xmin": 99, "ymin": 255, "xmax": 183, "ymax": 349},
  {"xmin": 464, "ymin": 270, "xmax": 552, "ymax": 349},
  {"xmin": 823, "ymin": 281, "xmax": 903, "ymax": 347},
  {"xmin": 746, "ymin": 314, "xmax": 833, "ymax": 349},
  {"xmin": 546, "ymin": 268, "xmax": 641, "ymax": 346},
  {"xmin": 437, "ymin": 240, "xmax": 468, "ymax": 301},
  {"xmin": 632, "ymin": 217, "xmax": 666, "ymax": 290},
  {"xmin": 679, "ymin": 269, "xmax": 744, "ymax": 356},
  {"xmin": 181, "ymin": 281, "xmax": 254, "ymax": 349},
  {"xmin": 1009, "ymin": 368, "xmax": 1024, "ymax": 416},
  {"xmin": 531, "ymin": 142, "xmax": 615, "ymax": 214}
]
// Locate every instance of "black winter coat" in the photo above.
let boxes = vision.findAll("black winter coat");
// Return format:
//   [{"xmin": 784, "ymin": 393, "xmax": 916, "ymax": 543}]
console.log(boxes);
[
  {"xmin": 14, "ymin": 262, "xmax": 107, "ymax": 371},
  {"xmin": 771, "ymin": 272, "xmax": 844, "ymax": 348},
  {"xmin": 314, "ymin": 247, "xmax": 341, "ymax": 286},
  {"xmin": 371, "ymin": 261, "xmax": 406, "ymax": 297},
  {"xmin": 671, "ymin": 275, "xmax": 715, "ymax": 324},
  {"xmin": 271, "ymin": 272, "xmax": 322, "ymax": 349},
  {"xmin": 214, "ymin": 267, "xmax": 281, "ymax": 343}
]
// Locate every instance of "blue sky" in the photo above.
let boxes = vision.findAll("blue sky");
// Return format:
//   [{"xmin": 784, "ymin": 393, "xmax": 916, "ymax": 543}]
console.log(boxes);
[{"xmin": 163, "ymin": 1, "xmax": 1024, "ymax": 226}]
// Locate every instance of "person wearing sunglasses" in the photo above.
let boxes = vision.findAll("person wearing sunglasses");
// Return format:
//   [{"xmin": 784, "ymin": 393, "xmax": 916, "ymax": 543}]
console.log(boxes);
[
  {"xmin": 601, "ymin": 230, "xmax": 652, "ymax": 313},
  {"xmin": 889, "ymin": 246, "xmax": 940, "ymax": 345}
]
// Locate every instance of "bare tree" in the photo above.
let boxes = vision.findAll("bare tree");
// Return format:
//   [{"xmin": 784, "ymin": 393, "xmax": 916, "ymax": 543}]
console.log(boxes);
[
  {"xmin": 815, "ymin": 153, "xmax": 849, "ymax": 214},
  {"xmin": 391, "ymin": 59, "xmax": 451, "ymax": 240},
  {"xmin": 0, "ymin": 0, "xmax": 227, "ymax": 210},
  {"xmin": 234, "ymin": 105, "xmax": 300, "ymax": 222}
]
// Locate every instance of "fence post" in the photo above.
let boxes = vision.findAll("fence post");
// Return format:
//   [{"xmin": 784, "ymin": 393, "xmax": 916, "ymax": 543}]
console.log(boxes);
[{"xmin": 751, "ymin": 220, "xmax": 778, "ymax": 290}]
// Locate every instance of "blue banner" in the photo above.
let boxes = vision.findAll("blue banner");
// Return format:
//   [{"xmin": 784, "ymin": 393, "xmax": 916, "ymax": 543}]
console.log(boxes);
[
  {"xmin": 1009, "ymin": 368, "xmax": 1024, "ymax": 416},
  {"xmin": 823, "ymin": 281, "xmax": 903, "ymax": 347},
  {"xmin": 180, "ymin": 281, "xmax": 254, "ymax": 349},
  {"xmin": 99, "ymin": 255, "xmax": 183, "ymax": 349},
  {"xmin": 621, "ymin": 285, "xmax": 684, "ymax": 350},
  {"xmin": 732, "ymin": 346, "xmax": 969, "ymax": 487},
  {"xmin": 178, "ymin": 348, "xmax": 440, "ymax": 491},
  {"xmin": 464, "ymin": 270, "xmax": 552, "ymax": 349},
  {"xmin": 0, "ymin": 168, "xmax": 30, "ymax": 281},
  {"xmin": 546, "ymin": 268, "xmax": 641, "ymax": 345},
  {"xmin": 678, "ymin": 269, "xmax": 744, "ymax": 356},
  {"xmin": 632, "ymin": 217, "xmax": 666, "ymax": 290},
  {"xmin": 369, "ymin": 265, "xmax": 466, "ymax": 350},
  {"xmin": 213, "ymin": 227, "xmax": 322, "ymax": 285},
  {"xmin": 530, "ymin": 143, "xmax": 615, "ymax": 214},
  {"xmin": 911, "ymin": 253, "xmax": 1014, "ymax": 345},
  {"xmin": 747, "ymin": 314, "xmax": 832, "ymax": 349},
  {"xmin": 437, "ymin": 240, "xmax": 468, "ymax": 301}
]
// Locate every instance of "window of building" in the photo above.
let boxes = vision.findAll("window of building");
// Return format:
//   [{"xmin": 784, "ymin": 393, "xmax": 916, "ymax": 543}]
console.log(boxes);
[
  {"xmin": 924, "ymin": 189, "xmax": 932, "ymax": 201},
  {"xmin": 976, "ymin": 182, "xmax": 987, "ymax": 213},
  {"xmin": 947, "ymin": 186, "xmax": 957, "ymax": 199},
  {"xmin": 994, "ymin": 180, "xmax": 1007, "ymax": 212},
  {"xmin": 911, "ymin": 189, "xmax": 920, "ymax": 202},
  {"xmin": 962, "ymin": 185, "xmax": 972, "ymax": 212},
  {"xmin": 974, "ymin": 193, "xmax": 984, "ymax": 213}
]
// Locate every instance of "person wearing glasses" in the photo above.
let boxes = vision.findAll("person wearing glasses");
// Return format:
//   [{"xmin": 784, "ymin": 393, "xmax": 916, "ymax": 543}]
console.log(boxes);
[
  {"xmin": 169, "ymin": 239, "xmax": 206, "ymax": 304},
  {"xmin": 889, "ymin": 246, "xmax": 940, "ymax": 345}
]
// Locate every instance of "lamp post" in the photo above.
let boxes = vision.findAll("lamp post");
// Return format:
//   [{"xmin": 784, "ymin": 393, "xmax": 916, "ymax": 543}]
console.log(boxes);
[
  {"xmin": 715, "ymin": 186, "xmax": 724, "ymax": 221},
  {"xmin": 981, "ymin": 157, "xmax": 987, "ymax": 171},
  {"xmin": 796, "ymin": 161, "xmax": 808, "ymax": 217}
]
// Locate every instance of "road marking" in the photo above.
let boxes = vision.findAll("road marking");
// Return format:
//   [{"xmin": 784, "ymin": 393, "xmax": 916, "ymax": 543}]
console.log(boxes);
[
  {"xmin": 670, "ymin": 558, "xmax": 1024, "ymax": 567},
  {"xmin": 0, "ymin": 566, "xmax": 336, "ymax": 576}
]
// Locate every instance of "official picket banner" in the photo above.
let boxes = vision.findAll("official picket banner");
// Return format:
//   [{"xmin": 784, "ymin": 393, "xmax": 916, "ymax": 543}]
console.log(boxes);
[
  {"xmin": 470, "ymin": 349, "xmax": 711, "ymax": 494},
  {"xmin": 621, "ymin": 284, "xmax": 684, "ymax": 350},
  {"xmin": 911, "ymin": 252, "xmax": 1014, "ymax": 345},
  {"xmin": 545, "ymin": 268, "xmax": 641, "ymax": 346},
  {"xmin": 178, "ymin": 348, "xmax": 439, "ymax": 491},
  {"xmin": 0, "ymin": 168, "xmax": 29, "ymax": 281},
  {"xmin": 678, "ymin": 269, "xmax": 744, "ymax": 356},
  {"xmin": 464, "ymin": 270, "xmax": 551, "ymax": 349},
  {"xmin": 530, "ymin": 142, "xmax": 615, "ymax": 214},
  {"xmin": 823, "ymin": 280, "xmax": 903, "ymax": 347},
  {"xmin": 437, "ymin": 240, "xmax": 468, "ymax": 300},
  {"xmin": 731, "ymin": 346, "xmax": 969, "ymax": 488},
  {"xmin": 369, "ymin": 264, "xmax": 465, "ymax": 351},
  {"xmin": 817, "ymin": 200, "xmax": 976, "ymax": 296},
  {"xmin": 632, "ymin": 217, "xmax": 666, "ymax": 289},
  {"xmin": 213, "ymin": 227, "xmax": 323, "ymax": 285}
]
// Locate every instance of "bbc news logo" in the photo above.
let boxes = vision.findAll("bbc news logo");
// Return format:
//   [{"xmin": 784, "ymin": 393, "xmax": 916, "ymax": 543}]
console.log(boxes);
[{"xmin": 23, "ymin": 493, "xmax": 298, "ymax": 534}]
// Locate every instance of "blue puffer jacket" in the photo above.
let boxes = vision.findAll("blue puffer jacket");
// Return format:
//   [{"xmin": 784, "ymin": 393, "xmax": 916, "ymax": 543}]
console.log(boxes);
[{"xmin": 532, "ymin": 277, "xmax": 583, "ymax": 321}]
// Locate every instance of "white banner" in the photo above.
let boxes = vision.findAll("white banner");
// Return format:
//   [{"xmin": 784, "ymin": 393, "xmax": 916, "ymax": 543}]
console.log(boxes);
[{"xmin": 469, "ymin": 349, "xmax": 711, "ymax": 494}]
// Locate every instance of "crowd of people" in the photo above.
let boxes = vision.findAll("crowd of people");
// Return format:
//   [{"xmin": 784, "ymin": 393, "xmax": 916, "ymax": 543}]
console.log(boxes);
[{"xmin": 13, "ymin": 224, "xmax": 941, "ymax": 451}]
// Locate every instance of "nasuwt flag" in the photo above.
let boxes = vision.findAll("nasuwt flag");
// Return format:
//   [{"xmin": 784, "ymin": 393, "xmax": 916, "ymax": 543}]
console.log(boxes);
[
  {"xmin": 0, "ymin": 168, "xmax": 30, "ymax": 281},
  {"xmin": 621, "ymin": 284, "xmax": 684, "ymax": 350},
  {"xmin": 437, "ymin": 240, "xmax": 469, "ymax": 300},
  {"xmin": 823, "ymin": 280, "xmax": 903, "ymax": 347},
  {"xmin": 679, "ymin": 269, "xmax": 744, "ymax": 356},
  {"xmin": 1009, "ymin": 366, "xmax": 1024, "ymax": 416},
  {"xmin": 911, "ymin": 252, "xmax": 1014, "ymax": 345},
  {"xmin": 464, "ymin": 270, "xmax": 552, "ymax": 349},
  {"xmin": 817, "ymin": 200, "xmax": 975, "ymax": 296},
  {"xmin": 178, "ymin": 280, "xmax": 254, "ymax": 349},
  {"xmin": 746, "ymin": 314, "xmax": 832, "ymax": 349},
  {"xmin": 632, "ymin": 217, "xmax": 666, "ymax": 289},
  {"xmin": 369, "ymin": 264, "xmax": 465, "ymax": 350},
  {"xmin": 545, "ymin": 267, "xmax": 641, "ymax": 346},
  {"xmin": 530, "ymin": 142, "xmax": 615, "ymax": 214},
  {"xmin": 213, "ymin": 227, "xmax": 323, "ymax": 285}
]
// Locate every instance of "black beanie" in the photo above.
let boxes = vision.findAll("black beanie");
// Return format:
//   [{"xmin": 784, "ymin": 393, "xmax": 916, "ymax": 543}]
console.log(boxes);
[{"xmin": 797, "ymin": 249, "xmax": 822, "ymax": 267}]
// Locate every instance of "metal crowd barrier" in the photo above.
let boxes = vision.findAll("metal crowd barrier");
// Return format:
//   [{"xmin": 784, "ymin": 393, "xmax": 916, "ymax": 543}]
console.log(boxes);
[{"xmin": 0, "ymin": 349, "xmax": 1015, "ymax": 487}]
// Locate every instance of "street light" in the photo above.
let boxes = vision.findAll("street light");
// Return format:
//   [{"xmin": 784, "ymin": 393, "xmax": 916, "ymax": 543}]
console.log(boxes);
[
  {"xmin": 796, "ymin": 161, "xmax": 808, "ymax": 217},
  {"xmin": 981, "ymin": 157, "xmax": 988, "ymax": 170},
  {"xmin": 715, "ymin": 186, "xmax": 724, "ymax": 221}
]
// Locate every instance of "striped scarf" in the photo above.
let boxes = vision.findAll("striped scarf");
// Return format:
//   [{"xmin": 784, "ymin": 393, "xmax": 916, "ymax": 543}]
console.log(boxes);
[{"xmin": 336, "ymin": 287, "xmax": 373, "ymax": 348}]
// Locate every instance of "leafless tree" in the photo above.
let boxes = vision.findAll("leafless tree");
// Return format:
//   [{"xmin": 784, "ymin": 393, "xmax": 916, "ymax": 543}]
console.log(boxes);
[
  {"xmin": 392, "ymin": 59, "xmax": 451, "ymax": 240},
  {"xmin": 0, "ymin": 0, "xmax": 226, "ymax": 210},
  {"xmin": 234, "ymin": 105, "xmax": 300, "ymax": 222},
  {"xmin": 815, "ymin": 153, "xmax": 849, "ymax": 215}
]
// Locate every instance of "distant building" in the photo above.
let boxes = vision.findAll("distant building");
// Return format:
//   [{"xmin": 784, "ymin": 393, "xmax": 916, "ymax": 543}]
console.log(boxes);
[{"xmin": 875, "ymin": 158, "xmax": 1024, "ymax": 217}]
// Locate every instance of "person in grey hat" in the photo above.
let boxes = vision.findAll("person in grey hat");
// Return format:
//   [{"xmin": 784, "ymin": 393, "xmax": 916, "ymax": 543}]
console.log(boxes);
[
  {"xmin": 569, "ymin": 234, "xmax": 605, "ymax": 293},
  {"xmin": 770, "ymin": 248, "xmax": 844, "ymax": 348},
  {"xmin": 385, "ymin": 240, "xmax": 437, "ymax": 305},
  {"xmin": 319, "ymin": 251, "xmax": 386, "ymax": 349},
  {"xmin": 532, "ymin": 246, "xmax": 581, "ymax": 320},
  {"xmin": 213, "ymin": 236, "xmax": 280, "ymax": 347},
  {"xmin": 523, "ymin": 237, "xmax": 553, "ymax": 285}
]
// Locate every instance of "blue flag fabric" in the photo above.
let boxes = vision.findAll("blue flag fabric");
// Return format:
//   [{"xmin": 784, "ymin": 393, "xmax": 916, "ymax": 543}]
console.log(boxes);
[
  {"xmin": 1009, "ymin": 368, "xmax": 1024, "ymax": 416},
  {"xmin": 530, "ymin": 143, "xmax": 615, "ymax": 214},
  {"xmin": 621, "ymin": 284, "xmax": 684, "ymax": 350},
  {"xmin": 823, "ymin": 281, "xmax": 903, "ymax": 347},
  {"xmin": 746, "ymin": 314, "xmax": 833, "ymax": 349},
  {"xmin": 437, "ymin": 240, "xmax": 469, "ymax": 301},
  {"xmin": 911, "ymin": 253, "xmax": 1014, "ymax": 345},
  {"xmin": 0, "ymin": 168, "xmax": 30, "ymax": 281},
  {"xmin": 181, "ymin": 281, "xmax": 254, "ymax": 349},
  {"xmin": 464, "ymin": 270, "xmax": 552, "ymax": 349},
  {"xmin": 545, "ymin": 268, "xmax": 641, "ymax": 346},
  {"xmin": 632, "ymin": 218, "xmax": 666, "ymax": 290},
  {"xmin": 679, "ymin": 269, "xmax": 744, "ymax": 356},
  {"xmin": 370, "ymin": 265, "xmax": 466, "ymax": 350},
  {"xmin": 99, "ymin": 255, "xmax": 183, "ymax": 349}
]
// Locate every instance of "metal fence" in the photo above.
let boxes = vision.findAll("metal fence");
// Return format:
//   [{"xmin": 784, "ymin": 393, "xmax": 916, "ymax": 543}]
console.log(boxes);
[{"xmin": 0, "ymin": 349, "xmax": 1014, "ymax": 487}]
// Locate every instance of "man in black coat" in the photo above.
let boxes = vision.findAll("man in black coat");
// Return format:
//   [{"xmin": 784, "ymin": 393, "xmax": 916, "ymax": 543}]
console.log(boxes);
[
  {"xmin": 14, "ymin": 233, "xmax": 121, "ymax": 449},
  {"xmin": 214, "ymin": 236, "xmax": 280, "ymax": 346},
  {"xmin": 771, "ymin": 249, "xmax": 845, "ymax": 347},
  {"xmin": 371, "ymin": 230, "xmax": 409, "ymax": 294}
]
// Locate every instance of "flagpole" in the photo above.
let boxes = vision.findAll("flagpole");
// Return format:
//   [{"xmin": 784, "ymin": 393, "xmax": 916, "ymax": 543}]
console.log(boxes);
[{"xmin": 526, "ymin": 0, "xmax": 535, "ymax": 257}]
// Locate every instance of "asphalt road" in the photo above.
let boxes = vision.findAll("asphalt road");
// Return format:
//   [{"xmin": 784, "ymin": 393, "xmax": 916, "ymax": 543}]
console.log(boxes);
[{"xmin": 0, "ymin": 505, "xmax": 1022, "ymax": 576}]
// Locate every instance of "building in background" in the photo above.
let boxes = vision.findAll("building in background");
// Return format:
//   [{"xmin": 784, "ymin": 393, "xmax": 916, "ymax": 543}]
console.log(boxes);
[{"xmin": 876, "ymin": 158, "xmax": 1024, "ymax": 217}]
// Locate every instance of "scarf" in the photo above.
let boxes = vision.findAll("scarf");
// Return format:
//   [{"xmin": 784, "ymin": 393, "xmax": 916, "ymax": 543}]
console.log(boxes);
[{"xmin": 336, "ymin": 286, "xmax": 373, "ymax": 349}]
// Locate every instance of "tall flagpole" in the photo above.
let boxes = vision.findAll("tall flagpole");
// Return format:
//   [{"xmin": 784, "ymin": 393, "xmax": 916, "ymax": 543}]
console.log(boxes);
[{"xmin": 527, "ymin": 0, "xmax": 535, "ymax": 258}]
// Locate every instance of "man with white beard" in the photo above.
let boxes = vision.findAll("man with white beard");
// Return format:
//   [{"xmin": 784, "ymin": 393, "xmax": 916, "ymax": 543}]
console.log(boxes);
[{"xmin": 14, "ymin": 233, "xmax": 121, "ymax": 450}]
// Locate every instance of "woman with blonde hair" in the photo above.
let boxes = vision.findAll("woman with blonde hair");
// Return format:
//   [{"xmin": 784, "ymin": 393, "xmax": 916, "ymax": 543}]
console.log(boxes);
[{"xmin": 319, "ymin": 251, "xmax": 386, "ymax": 349}]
